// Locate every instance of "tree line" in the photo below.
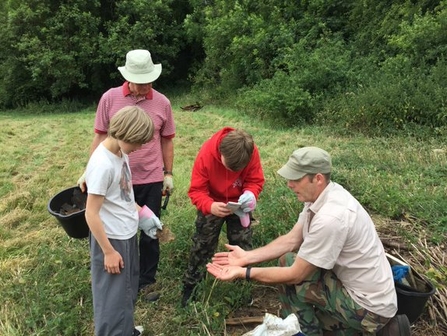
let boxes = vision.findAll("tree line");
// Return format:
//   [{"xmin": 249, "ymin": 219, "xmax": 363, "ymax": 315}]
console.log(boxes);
[{"xmin": 1, "ymin": 0, "xmax": 447, "ymax": 134}]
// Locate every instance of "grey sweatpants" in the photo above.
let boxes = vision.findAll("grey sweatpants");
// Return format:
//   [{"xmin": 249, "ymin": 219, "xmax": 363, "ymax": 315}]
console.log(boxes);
[{"xmin": 90, "ymin": 234, "xmax": 139, "ymax": 336}]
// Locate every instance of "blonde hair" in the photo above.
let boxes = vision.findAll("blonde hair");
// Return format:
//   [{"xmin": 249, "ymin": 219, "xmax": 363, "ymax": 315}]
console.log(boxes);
[
  {"xmin": 219, "ymin": 129, "xmax": 254, "ymax": 171},
  {"xmin": 108, "ymin": 106, "xmax": 154, "ymax": 144}
]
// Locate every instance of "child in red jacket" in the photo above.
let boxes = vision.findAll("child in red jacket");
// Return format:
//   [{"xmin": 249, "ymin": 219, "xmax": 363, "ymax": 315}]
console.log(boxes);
[{"xmin": 181, "ymin": 127, "xmax": 265, "ymax": 306}]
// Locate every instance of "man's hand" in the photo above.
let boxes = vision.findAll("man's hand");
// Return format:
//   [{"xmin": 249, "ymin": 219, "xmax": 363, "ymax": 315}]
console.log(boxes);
[
  {"xmin": 212, "ymin": 244, "xmax": 247, "ymax": 267},
  {"xmin": 206, "ymin": 263, "xmax": 243, "ymax": 281},
  {"xmin": 104, "ymin": 250, "xmax": 124, "ymax": 274},
  {"xmin": 238, "ymin": 190, "xmax": 256, "ymax": 213},
  {"xmin": 77, "ymin": 171, "xmax": 87, "ymax": 193},
  {"xmin": 163, "ymin": 175, "xmax": 174, "ymax": 195}
]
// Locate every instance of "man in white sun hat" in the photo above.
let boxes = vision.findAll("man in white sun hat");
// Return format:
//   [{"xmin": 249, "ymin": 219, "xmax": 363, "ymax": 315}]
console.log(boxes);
[
  {"xmin": 207, "ymin": 147, "xmax": 411, "ymax": 336},
  {"xmin": 78, "ymin": 49, "xmax": 175, "ymax": 303}
]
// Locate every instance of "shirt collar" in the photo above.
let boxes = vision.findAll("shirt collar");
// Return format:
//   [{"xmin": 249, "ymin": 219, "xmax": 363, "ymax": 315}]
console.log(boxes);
[
  {"xmin": 122, "ymin": 81, "xmax": 153, "ymax": 100},
  {"xmin": 308, "ymin": 181, "xmax": 335, "ymax": 215}
]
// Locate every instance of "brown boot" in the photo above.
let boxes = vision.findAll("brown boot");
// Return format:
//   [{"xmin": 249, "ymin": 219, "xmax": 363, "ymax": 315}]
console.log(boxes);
[{"xmin": 376, "ymin": 314, "xmax": 411, "ymax": 336}]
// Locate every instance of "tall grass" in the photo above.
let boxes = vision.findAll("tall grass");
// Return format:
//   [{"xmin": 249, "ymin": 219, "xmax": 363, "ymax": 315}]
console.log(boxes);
[{"xmin": 0, "ymin": 98, "xmax": 446, "ymax": 335}]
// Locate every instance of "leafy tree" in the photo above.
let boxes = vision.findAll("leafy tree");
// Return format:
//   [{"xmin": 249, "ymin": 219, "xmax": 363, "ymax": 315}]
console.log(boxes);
[
  {"xmin": 237, "ymin": 33, "xmax": 352, "ymax": 124},
  {"xmin": 0, "ymin": 0, "xmax": 191, "ymax": 108},
  {"xmin": 4, "ymin": 0, "xmax": 102, "ymax": 106},
  {"xmin": 0, "ymin": 1, "xmax": 11, "ymax": 105},
  {"xmin": 1, "ymin": 0, "xmax": 447, "ymax": 134},
  {"xmin": 98, "ymin": 0, "xmax": 188, "ymax": 87},
  {"xmin": 387, "ymin": 1, "xmax": 447, "ymax": 65},
  {"xmin": 189, "ymin": 0, "xmax": 302, "ymax": 94}
]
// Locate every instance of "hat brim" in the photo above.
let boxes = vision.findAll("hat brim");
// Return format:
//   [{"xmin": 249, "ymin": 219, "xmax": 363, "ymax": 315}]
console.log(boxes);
[
  {"xmin": 277, "ymin": 165, "xmax": 307, "ymax": 180},
  {"xmin": 118, "ymin": 64, "xmax": 162, "ymax": 84}
]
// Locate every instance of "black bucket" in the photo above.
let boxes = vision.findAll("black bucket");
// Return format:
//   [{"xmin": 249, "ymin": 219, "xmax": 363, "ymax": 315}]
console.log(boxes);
[
  {"xmin": 48, "ymin": 186, "xmax": 89, "ymax": 239},
  {"xmin": 395, "ymin": 274, "xmax": 436, "ymax": 324}
]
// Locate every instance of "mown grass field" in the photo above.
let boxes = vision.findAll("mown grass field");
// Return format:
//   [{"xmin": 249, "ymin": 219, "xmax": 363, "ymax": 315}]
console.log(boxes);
[{"xmin": 1, "ymin": 95, "xmax": 446, "ymax": 335}]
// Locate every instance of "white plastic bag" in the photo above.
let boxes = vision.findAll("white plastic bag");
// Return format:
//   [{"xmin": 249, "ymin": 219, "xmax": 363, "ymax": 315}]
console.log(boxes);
[{"xmin": 242, "ymin": 313, "xmax": 304, "ymax": 336}]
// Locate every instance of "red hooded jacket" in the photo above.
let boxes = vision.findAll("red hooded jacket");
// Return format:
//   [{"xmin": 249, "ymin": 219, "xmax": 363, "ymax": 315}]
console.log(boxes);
[{"xmin": 188, "ymin": 127, "xmax": 265, "ymax": 215}]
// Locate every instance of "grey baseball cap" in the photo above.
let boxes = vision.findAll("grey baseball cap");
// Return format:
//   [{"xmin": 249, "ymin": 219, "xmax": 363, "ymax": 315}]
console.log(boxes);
[{"xmin": 277, "ymin": 147, "xmax": 332, "ymax": 180}]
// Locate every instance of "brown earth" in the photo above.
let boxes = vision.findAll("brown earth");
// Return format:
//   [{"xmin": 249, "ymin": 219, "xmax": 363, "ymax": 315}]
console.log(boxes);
[{"xmin": 225, "ymin": 216, "xmax": 445, "ymax": 336}]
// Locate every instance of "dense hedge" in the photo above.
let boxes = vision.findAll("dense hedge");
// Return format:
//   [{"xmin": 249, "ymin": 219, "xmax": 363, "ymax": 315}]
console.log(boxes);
[
  {"xmin": 0, "ymin": 0, "xmax": 189, "ymax": 106},
  {"xmin": 1, "ymin": 0, "xmax": 447, "ymax": 134}
]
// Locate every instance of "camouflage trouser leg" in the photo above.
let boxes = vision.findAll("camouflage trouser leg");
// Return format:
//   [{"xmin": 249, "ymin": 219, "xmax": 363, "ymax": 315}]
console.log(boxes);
[
  {"xmin": 278, "ymin": 253, "xmax": 390, "ymax": 336},
  {"xmin": 182, "ymin": 212, "xmax": 252, "ymax": 287},
  {"xmin": 225, "ymin": 213, "xmax": 252, "ymax": 251}
]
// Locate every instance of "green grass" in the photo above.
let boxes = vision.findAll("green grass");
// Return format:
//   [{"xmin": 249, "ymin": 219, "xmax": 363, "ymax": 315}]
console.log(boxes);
[{"xmin": 0, "ymin": 98, "xmax": 446, "ymax": 335}]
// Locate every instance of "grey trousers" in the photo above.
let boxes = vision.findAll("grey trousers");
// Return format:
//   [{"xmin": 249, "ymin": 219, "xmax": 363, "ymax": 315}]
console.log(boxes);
[{"xmin": 90, "ymin": 234, "xmax": 139, "ymax": 336}]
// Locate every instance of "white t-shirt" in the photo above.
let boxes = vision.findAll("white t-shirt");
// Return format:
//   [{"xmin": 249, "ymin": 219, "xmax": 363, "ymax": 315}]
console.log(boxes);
[
  {"xmin": 86, "ymin": 143, "xmax": 139, "ymax": 240},
  {"xmin": 297, "ymin": 182, "xmax": 397, "ymax": 318}
]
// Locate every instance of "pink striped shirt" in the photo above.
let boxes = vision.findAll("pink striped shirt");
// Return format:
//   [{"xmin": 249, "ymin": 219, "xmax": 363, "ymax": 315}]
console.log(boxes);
[{"xmin": 94, "ymin": 82, "xmax": 175, "ymax": 184}]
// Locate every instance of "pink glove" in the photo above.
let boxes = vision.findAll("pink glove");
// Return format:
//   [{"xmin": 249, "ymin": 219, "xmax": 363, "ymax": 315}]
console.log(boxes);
[
  {"xmin": 138, "ymin": 205, "xmax": 163, "ymax": 239},
  {"xmin": 235, "ymin": 208, "xmax": 251, "ymax": 228},
  {"xmin": 238, "ymin": 191, "xmax": 256, "ymax": 213},
  {"xmin": 139, "ymin": 205, "xmax": 155, "ymax": 219}
]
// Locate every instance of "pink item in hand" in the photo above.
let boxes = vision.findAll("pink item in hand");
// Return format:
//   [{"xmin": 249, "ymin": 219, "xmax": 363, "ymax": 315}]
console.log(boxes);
[
  {"xmin": 235, "ymin": 208, "xmax": 251, "ymax": 228},
  {"xmin": 139, "ymin": 205, "xmax": 155, "ymax": 219},
  {"xmin": 238, "ymin": 190, "xmax": 256, "ymax": 213}
]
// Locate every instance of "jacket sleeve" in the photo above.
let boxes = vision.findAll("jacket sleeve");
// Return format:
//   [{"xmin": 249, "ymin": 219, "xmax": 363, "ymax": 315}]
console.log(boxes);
[
  {"xmin": 241, "ymin": 145, "xmax": 265, "ymax": 198},
  {"xmin": 188, "ymin": 151, "xmax": 214, "ymax": 214}
]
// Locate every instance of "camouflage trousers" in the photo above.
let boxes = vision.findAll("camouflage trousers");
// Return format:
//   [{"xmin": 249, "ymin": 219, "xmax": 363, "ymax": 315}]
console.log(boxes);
[
  {"xmin": 183, "ymin": 211, "xmax": 252, "ymax": 286},
  {"xmin": 278, "ymin": 252, "xmax": 391, "ymax": 336}
]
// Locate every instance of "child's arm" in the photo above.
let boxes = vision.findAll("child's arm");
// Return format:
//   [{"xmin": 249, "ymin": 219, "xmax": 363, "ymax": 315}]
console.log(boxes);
[
  {"xmin": 85, "ymin": 194, "xmax": 124, "ymax": 274},
  {"xmin": 241, "ymin": 145, "xmax": 265, "ymax": 198}
]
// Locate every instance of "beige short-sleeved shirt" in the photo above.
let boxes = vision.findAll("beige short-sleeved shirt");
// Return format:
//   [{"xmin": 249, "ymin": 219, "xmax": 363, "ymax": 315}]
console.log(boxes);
[{"xmin": 297, "ymin": 182, "xmax": 397, "ymax": 318}]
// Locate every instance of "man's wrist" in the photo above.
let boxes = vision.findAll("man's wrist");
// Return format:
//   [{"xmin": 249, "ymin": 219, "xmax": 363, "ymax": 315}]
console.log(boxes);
[
  {"xmin": 245, "ymin": 266, "xmax": 252, "ymax": 281},
  {"xmin": 164, "ymin": 170, "xmax": 173, "ymax": 175}
]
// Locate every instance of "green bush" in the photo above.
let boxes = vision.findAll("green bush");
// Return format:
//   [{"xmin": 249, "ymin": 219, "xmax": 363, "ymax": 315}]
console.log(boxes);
[
  {"xmin": 319, "ymin": 57, "xmax": 447, "ymax": 134},
  {"xmin": 236, "ymin": 34, "xmax": 351, "ymax": 125},
  {"xmin": 236, "ymin": 72, "xmax": 313, "ymax": 126}
]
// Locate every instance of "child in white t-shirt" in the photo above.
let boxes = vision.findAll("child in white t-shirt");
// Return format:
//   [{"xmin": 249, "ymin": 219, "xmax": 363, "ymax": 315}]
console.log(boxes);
[{"xmin": 85, "ymin": 106, "xmax": 155, "ymax": 336}]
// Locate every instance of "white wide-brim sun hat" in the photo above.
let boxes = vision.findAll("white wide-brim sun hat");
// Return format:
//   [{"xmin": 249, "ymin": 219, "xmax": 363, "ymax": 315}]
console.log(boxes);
[{"xmin": 118, "ymin": 49, "xmax": 162, "ymax": 84}]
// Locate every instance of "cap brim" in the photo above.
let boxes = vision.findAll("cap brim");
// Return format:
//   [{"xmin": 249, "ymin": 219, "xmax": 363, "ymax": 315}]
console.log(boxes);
[
  {"xmin": 118, "ymin": 64, "xmax": 162, "ymax": 84},
  {"xmin": 277, "ymin": 165, "xmax": 306, "ymax": 180}
]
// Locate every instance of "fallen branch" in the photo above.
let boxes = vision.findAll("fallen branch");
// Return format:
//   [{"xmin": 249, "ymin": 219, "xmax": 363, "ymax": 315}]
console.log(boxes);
[
  {"xmin": 225, "ymin": 316, "xmax": 264, "ymax": 326},
  {"xmin": 381, "ymin": 238, "xmax": 410, "ymax": 251}
]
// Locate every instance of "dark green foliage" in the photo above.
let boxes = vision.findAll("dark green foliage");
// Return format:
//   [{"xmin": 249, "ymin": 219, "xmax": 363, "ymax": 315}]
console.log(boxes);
[
  {"xmin": 0, "ymin": 0, "xmax": 190, "ymax": 108},
  {"xmin": 236, "ymin": 71, "xmax": 313, "ymax": 126},
  {"xmin": 236, "ymin": 34, "xmax": 351, "ymax": 125},
  {"xmin": 1, "ymin": 0, "xmax": 447, "ymax": 134},
  {"xmin": 189, "ymin": 0, "xmax": 447, "ymax": 133},
  {"xmin": 1, "ymin": 0, "xmax": 102, "ymax": 106},
  {"xmin": 98, "ymin": 0, "xmax": 186, "ymax": 83},
  {"xmin": 387, "ymin": 2, "xmax": 447, "ymax": 65},
  {"xmin": 318, "ymin": 57, "xmax": 447, "ymax": 134}
]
